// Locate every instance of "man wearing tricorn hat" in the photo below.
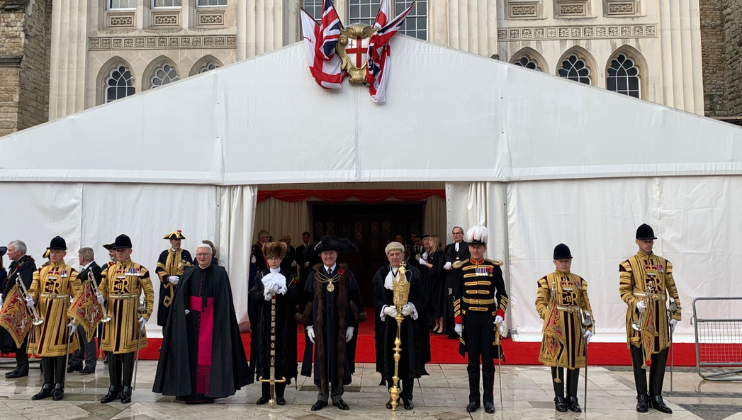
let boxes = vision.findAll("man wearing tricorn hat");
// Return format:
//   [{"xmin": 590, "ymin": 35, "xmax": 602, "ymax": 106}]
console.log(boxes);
[
  {"xmin": 155, "ymin": 231, "xmax": 193, "ymax": 327},
  {"xmin": 97, "ymin": 234, "xmax": 154, "ymax": 404},
  {"xmin": 536, "ymin": 244, "xmax": 594, "ymax": 412},
  {"xmin": 25, "ymin": 236, "xmax": 82, "ymax": 401},
  {"xmin": 620, "ymin": 224, "xmax": 681, "ymax": 414},
  {"xmin": 1, "ymin": 240, "xmax": 36, "ymax": 379},
  {"xmin": 372, "ymin": 241, "xmax": 429, "ymax": 410},
  {"xmin": 250, "ymin": 241, "xmax": 298, "ymax": 405},
  {"xmin": 452, "ymin": 226, "xmax": 508, "ymax": 414},
  {"xmin": 300, "ymin": 236, "xmax": 366, "ymax": 411}
]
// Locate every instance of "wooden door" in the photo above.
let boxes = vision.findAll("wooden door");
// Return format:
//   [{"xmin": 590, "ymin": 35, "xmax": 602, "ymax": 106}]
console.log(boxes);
[{"xmin": 311, "ymin": 203, "xmax": 424, "ymax": 306}]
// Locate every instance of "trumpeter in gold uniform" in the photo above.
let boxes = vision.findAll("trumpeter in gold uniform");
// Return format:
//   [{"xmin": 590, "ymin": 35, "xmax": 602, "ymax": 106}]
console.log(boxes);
[
  {"xmin": 620, "ymin": 224, "xmax": 681, "ymax": 414},
  {"xmin": 97, "ymin": 234, "xmax": 155, "ymax": 404},
  {"xmin": 26, "ymin": 236, "xmax": 82, "ymax": 401},
  {"xmin": 535, "ymin": 243, "xmax": 594, "ymax": 413}
]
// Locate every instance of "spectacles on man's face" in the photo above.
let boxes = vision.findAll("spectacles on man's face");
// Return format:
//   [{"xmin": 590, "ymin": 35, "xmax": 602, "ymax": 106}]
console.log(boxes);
[
  {"xmin": 453, "ymin": 231, "xmax": 463, "ymax": 235},
  {"xmin": 196, "ymin": 253, "xmax": 212, "ymax": 258}
]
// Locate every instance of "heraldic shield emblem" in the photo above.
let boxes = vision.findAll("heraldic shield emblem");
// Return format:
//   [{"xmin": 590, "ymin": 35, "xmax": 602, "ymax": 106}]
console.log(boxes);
[{"xmin": 337, "ymin": 24, "xmax": 377, "ymax": 84}]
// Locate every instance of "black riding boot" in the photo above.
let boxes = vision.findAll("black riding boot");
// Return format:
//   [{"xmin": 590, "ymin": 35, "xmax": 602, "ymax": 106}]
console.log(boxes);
[
  {"xmin": 566, "ymin": 368, "xmax": 582, "ymax": 413},
  {"xmin": 630, "ymin": 345, "xmax": 649, "ymax": 412},
  {"xmin": 649, "ymin": 349, "xmax": 672, "ymax": 413},
  {"xmin": 551, "ymin": 367, "xmax": 567, "ymax": 412}
]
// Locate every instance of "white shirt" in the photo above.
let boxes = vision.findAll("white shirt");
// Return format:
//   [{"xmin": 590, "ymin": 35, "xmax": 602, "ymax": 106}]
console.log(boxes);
[
  {"xmin": 81, "ymin": 261, "xmax": 93, "ymax": 270},
  {"xmin": 324, "ymin": 264, "xmax": 337, "ymax": 275},
  {"xmin": 455, "ymin": 242, "xmax": 459, "ymax": 252}
]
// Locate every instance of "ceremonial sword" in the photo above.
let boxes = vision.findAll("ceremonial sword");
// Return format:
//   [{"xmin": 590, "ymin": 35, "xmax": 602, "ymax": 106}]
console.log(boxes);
[{"xmin": 258, "ymin": 290, "xmax": 286, "ymax": 408}]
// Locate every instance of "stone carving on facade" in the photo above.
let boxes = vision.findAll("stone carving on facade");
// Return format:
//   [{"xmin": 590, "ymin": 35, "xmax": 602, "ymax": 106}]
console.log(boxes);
[
  {"xmin": 153, "ymin": 14, "xmax": 179, "ymax": 27},
  {"xmin": 89, "ymin": 36, "xmax": 238, "ymax": 51},
  {"xmin": 497, "ymin": 25, "xmax": 657, "ymax": 41},
  {"xmin": 509, "ymin": 2, "xmax": 539, "ymax": 19},
  {"xmin": 608, "ymin": 3, "xmax": 634, "ymax": 14},
  {"xmin": 107, "ymin": 13, "xmax": 135, "ymax": 28},
  {"xmin": 559, "ymin": 4, "xmax": 585, "ymax": 16},
  {"xmin": 197, "ymin": 10, "xmax": 226, "ymax": 27}
]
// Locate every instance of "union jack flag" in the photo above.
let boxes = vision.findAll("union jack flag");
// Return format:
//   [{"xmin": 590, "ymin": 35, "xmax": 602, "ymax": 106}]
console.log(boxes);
[
  {"xmin": 318, "ymin": 0, "xmax": 343, "ymax": 61},
  {"xmin": 366, "ymin": 1, "xmax": 415, "ymax": 103},
  {"xmin": 300, "ymin": 7, "xmax": 343, "ymax": 89}
]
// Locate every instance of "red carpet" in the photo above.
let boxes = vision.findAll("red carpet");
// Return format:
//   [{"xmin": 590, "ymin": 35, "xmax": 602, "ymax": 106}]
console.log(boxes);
[{"xmin": 134, "ymin": 310, "xmax": 700, "ymax": 366}]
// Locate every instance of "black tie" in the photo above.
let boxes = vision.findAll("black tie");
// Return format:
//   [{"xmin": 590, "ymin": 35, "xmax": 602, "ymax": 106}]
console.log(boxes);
[{"xmin": 327, "ymin": 268, "xmax": 332, "ymax": 276}]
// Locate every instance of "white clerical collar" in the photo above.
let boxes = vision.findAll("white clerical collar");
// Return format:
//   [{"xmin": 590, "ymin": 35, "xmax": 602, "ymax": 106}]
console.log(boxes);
[{"xmin": 269, "ymin": 267, "xmax": 280, "ymax": 274}]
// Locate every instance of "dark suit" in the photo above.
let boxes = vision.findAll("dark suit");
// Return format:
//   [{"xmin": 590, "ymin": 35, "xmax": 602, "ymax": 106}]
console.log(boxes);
[
  {"xmin": 280, "ymin": 245, "xmax": 297, "ymax": 276},
  {"xmin": 442, "ymin": 241, "xmax": 469, "ymax": 335},
  {"xmin": 69, "ymin": 261, "xmax": 102, "ymax": 370}
]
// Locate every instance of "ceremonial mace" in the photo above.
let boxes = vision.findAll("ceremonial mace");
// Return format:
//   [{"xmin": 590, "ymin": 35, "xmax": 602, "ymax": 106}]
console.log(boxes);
[
  {"xmin": 258, "ymin": 290, "xmax": 286, "ymax": 407},
  {"xmin": 389, "ymin": 263, "xmax": 410, "ymax": 411}
]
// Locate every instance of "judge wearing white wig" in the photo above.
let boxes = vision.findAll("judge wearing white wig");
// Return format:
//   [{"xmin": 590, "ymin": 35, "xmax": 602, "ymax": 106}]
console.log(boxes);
[{"xmin": 451, "ymin": 226, "xmax": 508, "ymax": 414}]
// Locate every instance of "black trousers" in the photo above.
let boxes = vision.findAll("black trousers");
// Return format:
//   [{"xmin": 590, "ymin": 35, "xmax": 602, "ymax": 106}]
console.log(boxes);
[
  {"xmin": 41, "ymin": 356, "xmax": 67, "ymax": 385},
  {"xmin": 107, "ymin": 352, "xmax": 136, "ymax": 389},
  {"xmin": 550, "ymin": 367, "xmax": 580, "ymax": 398},
  {"xmin": 386, "ymin": 377, "xmax": 414, "ymax": 400},
  {"xmin": 261, "ymin": 382, "xmax": 287, "ymax": 399},
  {"xmin": 69, "ymin": 328, "xmax": 97, "ymax": 369},
  {"xmin": 464, "ymin": 313, "xmax": 495, "ymax": 404},
  {"xmin": 630, "ymin": 345, "xmax": 669, "ymax": 397}
]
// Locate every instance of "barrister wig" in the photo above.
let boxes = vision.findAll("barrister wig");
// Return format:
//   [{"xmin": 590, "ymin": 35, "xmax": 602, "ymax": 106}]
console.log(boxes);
[
  {"xmin": 263, "ymin": 241, "xmax": 287, "ymax": 259},
  {"xmin": 384, "ymin": 241, "xmax": 404, "ymax": 255}
]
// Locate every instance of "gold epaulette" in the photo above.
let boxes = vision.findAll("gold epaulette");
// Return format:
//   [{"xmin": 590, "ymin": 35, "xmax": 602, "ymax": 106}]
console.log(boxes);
[
  {"xmin": 486, "ymin": 259, "xmax": 503, "ymax": 266},
  {"xmin": 452, "ymin": 260, "xmax": 466, "ymax": 269}
]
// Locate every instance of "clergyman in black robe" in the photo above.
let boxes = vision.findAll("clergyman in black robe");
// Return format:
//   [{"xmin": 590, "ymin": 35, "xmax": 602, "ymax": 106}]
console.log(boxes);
[
  {"xmin": 250, "ymin": 242, "xmax": 298, "ymax": 405},
  {"xmin": 373, "ymin": 242, "xmax": 429, "ymax": 410},
  {"xmin": 299, "ymin": 237, "xmax": 366, "ymax": 411},
  {"xmin": 153, "ymin": 244, "xmax": 251, "ymax": 403}
]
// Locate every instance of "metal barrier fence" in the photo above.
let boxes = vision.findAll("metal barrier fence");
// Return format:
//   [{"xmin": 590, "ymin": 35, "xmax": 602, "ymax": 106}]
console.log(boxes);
[{"xmin": 692, "ymin": 297, "xmax": 742, "ymax": 381}]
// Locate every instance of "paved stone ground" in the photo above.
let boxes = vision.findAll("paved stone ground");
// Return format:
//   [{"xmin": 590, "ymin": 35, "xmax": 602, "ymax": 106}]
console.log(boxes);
[{"xmin": 1, "ymin": 359, "xmax": 741, "ymax": 420}]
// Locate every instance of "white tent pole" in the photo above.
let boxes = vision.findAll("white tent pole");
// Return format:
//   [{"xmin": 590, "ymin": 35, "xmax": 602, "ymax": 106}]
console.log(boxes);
[{"xmin": 501, "ymin": 182, "xmax": 512, "ymax": 336}]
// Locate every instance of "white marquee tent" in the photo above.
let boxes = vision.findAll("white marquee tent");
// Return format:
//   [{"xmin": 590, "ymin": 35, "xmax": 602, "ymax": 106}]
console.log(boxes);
[{"xmin": 1, "ymin": 36, "xmax": 741, "ymax": 341}]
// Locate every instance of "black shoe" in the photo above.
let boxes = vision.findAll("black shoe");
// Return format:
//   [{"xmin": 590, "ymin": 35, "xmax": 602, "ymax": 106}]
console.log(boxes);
[
  {"xmin": 276, "ymin": 397, "xmax": 286, "ymax": 406},
  {"xmin": 80, "ymin": 367, "xmax": 95, "ymax": 375},
  {"xmin": 120, "ymin": 386, "xmax": 132, "ymax": 404},
  {"xmin": 67, "ymin": 364, "xmax": 82, "ymax": 373},
  {"xmin": 333, "ymin": 399, "xmax": 350, "ymax": 410},
  {"xmin": 386, "ymin": 398, "xmax": 392, "ymax": 409},
  {"xmin": 636, "ymin": 394, "xmax": 649, "ymax": 413},
  {"xmin": 402, "ymin": 398, "xmax": 413, "ymax": 410},
  {"xmin": 567, "ymin": 396, "xmax": 581, "ymax": 413},
  {"xmin": 649, "ymin": 395, "xmax": 673, "ymax": 414},
  {"xmin": 484, "ymin": 402, "xmax": 495, "ymax": 413},
  {"xmin": 311, "ymin": 400, "xmax": 328, "ymax": 411},
  {"xmin": 52, "ymin": 384, "xmax": 64, "ymax": 401},
  {"xmin": 256, "ymin": 396, "xmax": 269, "ymax": 405},
  {"xmin": 100, "ymin": 386, "xmax": 121, "ymax": 403},
  {"xmin": 6, "ymin": 369, "xmax": 28, "ymax": 379},
  {"xmin": 32, "ymin": 384, "xmax": 53, "ymax": 401},
  {"xmin": 554, "ymin": 397, "xmax": 568, "ymax": 412},
  {"xmin": 466, "ymin": 402, "xmax": 479, "ymax": 412}
]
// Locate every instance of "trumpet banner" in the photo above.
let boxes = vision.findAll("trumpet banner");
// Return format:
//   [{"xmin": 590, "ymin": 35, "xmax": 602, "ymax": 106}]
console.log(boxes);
[
  {"xmin": 640, "ymin": 300, "xmax": 658, "ymax": 367},
  {"xmin": 543, "ymin": 303, "xmax": 564, "ymax": 360},
  {"xmin": 67, "ymin": 280, "xmax": 104, "ymax": 340},
  {"xmin": 0, "ymin": 285, "xmax": 33, "ymax": 348}
]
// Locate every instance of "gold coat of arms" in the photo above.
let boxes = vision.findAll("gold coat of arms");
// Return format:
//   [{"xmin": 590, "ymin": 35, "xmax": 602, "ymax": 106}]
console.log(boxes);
[{"xmin": 336, "ymin": 24, "xmax": 377, "ymax": 84}]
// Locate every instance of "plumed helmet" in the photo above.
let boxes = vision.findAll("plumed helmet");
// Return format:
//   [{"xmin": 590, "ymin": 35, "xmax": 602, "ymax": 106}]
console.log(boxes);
[
  {"xmin": 112, "ymin": 234, "xmax": 133, "ymax": 250},
  {"xmin": 553, "ymin": 243, "xmax": 573, "ymax": 260},
  {"xmin": 636, "ymin": 224, "xmax": 657, "ymax": 240},
  {"xmin": 263, "ymin": 241, "xmax": 288, "ymax": 259},
  {"xmin": 465, "ymin": 226, "xmax": 488, "ymax": 246},
  {"xmin": 48, "ymin": 236, "xmax": 67, "ymax": 251},
  {"xmin": 163, "ymin": 230, "xmax": 185, "ymax": 240},
  {"xmin": 305, "ymin": 236, "xmax": 359, "ymax": 257}
]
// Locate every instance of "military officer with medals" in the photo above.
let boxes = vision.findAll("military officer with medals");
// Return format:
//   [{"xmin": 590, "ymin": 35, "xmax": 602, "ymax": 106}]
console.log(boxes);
[
  {"xmin": 25, "ymin": 236, "xmax": 82, "ymax": 401},
  {"xmin": 620, "ymin": 224, "xmax": 681, "ymax": 414},
  {"xmin": 452, "ymin": 226, "xmax": 507, "ymax": 414},
  {"xmin": 535, "ymin": 244, "xmax": 594, "ymax": 413},
  {"xmin": 97, "ymin": 234, "xmax": 155, "ymax": 404},
  {"xmin": 155, "ymin": 231, "xmax": 192, "ymax": 327}
]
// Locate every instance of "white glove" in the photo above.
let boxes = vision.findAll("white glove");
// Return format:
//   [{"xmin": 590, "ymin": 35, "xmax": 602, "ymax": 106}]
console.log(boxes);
[
  {"xmin": 96, "ymin": 293, "xmax": 104, "ymax": 304},
  {"xmin": 401, "ymin": 303, "xmax": 414, "ymax": 317},
  {"xmin": 454, "ymin": 323, "xmax": 463, "ymax": 336},
  {"xmin": 444, "ymin": 262, "xmax": 452, "ymax": 270},
  {"xmin": 494, "ymin": 315, "xmax": 504, "ymax": 326},
  {"xmin": 291, "ymin": 261, "xmax": 296, "ymax": 267},
  {"xmin": 138, "ymin": 317, "xmax": 146, "ymax": 331},
  {"xmin": 584, "ymin": 330, "xmax": 592, "ymax": 345},
  {"xmin": 669, "ymin": 319, "xmax": 678, "ymax": 333},
  {"xmin": 25, "ymin": 296, "xmax": 34, "ymax": 307},
  {"xmin": 636, "ymin": 300, "xmax": 647, "ymax": 313},
  {"xmin": 346, "ymin": 326, "xmax": 354, "ymax": 342},
  {"xmin": 382, "ymin": 305, "xmax": 398, "ymax": 319},
  {"xmin": 263, "ymin": 290, "xmax": 272, "ymax": 301},
  {"xmin": 185, "ymin": 309, "xmax": 190, "ymax": 315},
  {"xmin": 169, "ymin": 275, "xmax": 180, "ymax": 286},
  {"xmin": 251, "ymin": 255, "xmax": 256, "ymax": 264},
  {"xmin": 418, "ymin": 258, "xmax": 426, "ymax": 265},
  {"xmin": 306, "ymin": 325, "xmax": 315, "ymax": 343},
  {"xmin": 304, "ymin": 261, "xmax": 309, "ymax": 267},
  {"xmin": 68, "ymin": 322, "xmax": 77, "ymax": 336},
  {"xmin": 422, "ymin": 252, "xmax": 428, "ymax": 259}
]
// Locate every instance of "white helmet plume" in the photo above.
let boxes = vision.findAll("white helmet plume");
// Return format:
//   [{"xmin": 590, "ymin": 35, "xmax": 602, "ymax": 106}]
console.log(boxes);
[{"xmin": 465, "ymin": 225, "xmax": 488, "ymax": 246}]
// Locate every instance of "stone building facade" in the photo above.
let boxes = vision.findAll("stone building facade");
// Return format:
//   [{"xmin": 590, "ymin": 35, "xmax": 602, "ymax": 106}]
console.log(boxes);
[
  {"xmin": 0, "ymin": 0, "xmax": 52, "ymax": 137},
  {"xmin": 2, "ymin": 0, "xmax": 738, "ymax": 133}
]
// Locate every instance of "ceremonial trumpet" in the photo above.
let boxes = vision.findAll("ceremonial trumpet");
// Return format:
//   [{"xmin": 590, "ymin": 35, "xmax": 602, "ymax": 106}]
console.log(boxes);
[
  {"xmin": 16, "ymin": 274, "xmax": 44, "ymax": 326},
  {"xmin": 88, "ymin": 268, "xmax": 111, "ymax": 323}
]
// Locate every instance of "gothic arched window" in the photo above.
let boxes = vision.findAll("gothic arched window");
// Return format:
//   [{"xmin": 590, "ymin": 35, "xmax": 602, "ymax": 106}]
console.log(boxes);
[
  {"xmin": 105, "ymin": 65, "xmax": 135, "ymax": 103},
  {"xmin": 151, "ymin": 64, "xmax": 180, "ymax": 89},
  {"xmin": 558, "ymin": 54, "xmax": 591, "ymax": 85},
  {"xmin": 607, "ymin": 53, "xmax": 640, "ymax": 98},
  {"xmin": 199, "ymin": 62, "xmax": 219, "ymax": 73},
  {"xmin": 514, "ymin": 54, "xmax": 541, "ymax": 72}
]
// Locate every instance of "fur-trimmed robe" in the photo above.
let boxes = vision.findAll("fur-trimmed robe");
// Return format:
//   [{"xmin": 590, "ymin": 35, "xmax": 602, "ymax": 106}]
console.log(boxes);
[{"xmin": 299, "ymin": 264, "xmax": 366, "ymax": 389}]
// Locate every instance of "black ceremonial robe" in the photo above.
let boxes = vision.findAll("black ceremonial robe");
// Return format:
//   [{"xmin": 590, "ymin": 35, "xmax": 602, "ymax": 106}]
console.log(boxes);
[
  {"xmin": 249, "ymin": 268, "xmax": 298, "ymax": 384},
  {"xmin": 153, "ymin": 264, "xmax": 251, "ymax": 402},
  {"xmin": 372, "ymin": 265, "xmax": 429, "ymax": 382}
]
